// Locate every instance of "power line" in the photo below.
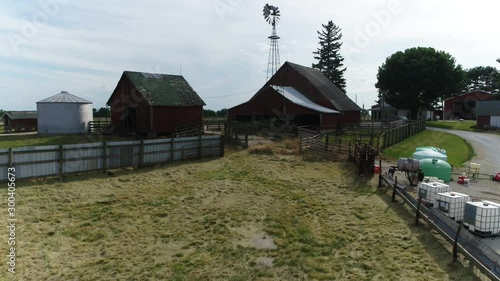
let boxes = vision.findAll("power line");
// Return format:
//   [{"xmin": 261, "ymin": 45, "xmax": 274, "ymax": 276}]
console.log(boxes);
[{"xmin": 201, "ymin": 88, "xmax": 260, "ymax": 99}]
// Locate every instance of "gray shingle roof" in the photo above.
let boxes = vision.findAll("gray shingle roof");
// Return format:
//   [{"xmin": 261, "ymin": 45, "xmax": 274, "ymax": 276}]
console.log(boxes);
[
  {"xmin": 285, "ymin": 62, "xmax": 361, "ymax": 112},
  {"xmin": 37, "ymin": 91, "xmax": 92, "ymax": 104},
  {"xmin": 476, "ymin": 100, "xmax": 500, "ymax": 116},
  {"xmin": 2, "ymin": 111, "xmax": 37, "ymax": 120}
]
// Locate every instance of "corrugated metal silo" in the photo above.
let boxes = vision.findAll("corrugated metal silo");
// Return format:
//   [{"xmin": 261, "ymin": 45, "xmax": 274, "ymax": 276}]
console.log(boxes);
[{"xmin": 37, "ymin": 91, "xmax": 93, "ymax": 135}]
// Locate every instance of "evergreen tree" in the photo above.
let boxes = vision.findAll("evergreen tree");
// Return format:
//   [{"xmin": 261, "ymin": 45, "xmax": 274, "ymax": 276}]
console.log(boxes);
[{"xmin": 312, "ymin": 21, "xmax": 347, "ymax": 92}]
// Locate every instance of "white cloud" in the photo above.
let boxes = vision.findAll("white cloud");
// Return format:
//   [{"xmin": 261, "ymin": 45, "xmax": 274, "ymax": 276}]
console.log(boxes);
[{"xmin": 0, "ymin": 0, "xmax": 499, "ymax": 111}]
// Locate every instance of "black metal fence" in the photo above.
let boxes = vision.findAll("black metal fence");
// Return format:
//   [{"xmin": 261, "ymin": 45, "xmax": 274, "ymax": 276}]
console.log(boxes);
[{"xmin": 378, "ymin": 120, "xmax": 427, "ymax": 151}]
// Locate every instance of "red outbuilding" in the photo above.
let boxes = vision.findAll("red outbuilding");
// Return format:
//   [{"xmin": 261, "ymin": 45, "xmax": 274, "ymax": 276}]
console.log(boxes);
[
  {"xmin": 107, "ymin": 71, "xmax": 205, "ymax": 135},
  {"xmin": 228, "ymin": 62, "xmax": 361, "ymax": 129},
  {"xmin": 443, "ymin": 90, "xmax": 494, "ymax": 120},
  {"xmin": 1, "ymin": 111, "xmax": 37, "ymax": 133}
]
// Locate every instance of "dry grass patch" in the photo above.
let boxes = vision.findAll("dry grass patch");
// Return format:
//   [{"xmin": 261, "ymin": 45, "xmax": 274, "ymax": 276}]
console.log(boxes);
[{"xmin": 2, "ymin": 146, "xmax": 480, "ymax": 281}]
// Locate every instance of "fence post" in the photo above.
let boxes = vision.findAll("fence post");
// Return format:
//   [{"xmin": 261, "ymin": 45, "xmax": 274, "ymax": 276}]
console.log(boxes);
[
  {"xmin": 415, "ymin": 197, "xmax": 421, "ymax": 226},
  {"xmin": 453, "ymin": 222, "xmax": 463, "ymax": 263},
  {"xmin": 170, "ymin": 138, "xmax": 175, "ymax": 161},
  {"xmin": 198, "ymin": 134, "xmax": 203, "ymax": 158},
  {"xmin": 140, "ymin": 139, "xmax": 145, "ymax": 167},
  {"xmin": 392, "ymin": 176, "xmax": 398, "ymax": 202},
  {"xmin": 325, "ymin": 134, "xmax": 329, "ymax": 151},
  {"xmin": 244, "ymin": 129, "xmax": 248, "ymax": 148},
  {"xmin": 103, "ymin": 142, "xmax": 107, "ymax": 173},
  {"xmin": 378, "ymin": 159, "xmax": 382, "ymax": 188},
  {"xmin": 59, "ymin": 145, "xmax": 64, "ymax": 177},
  {"xmin": 8, "ymin": 148, "xmax": 13, "ymax": 168},
  {"xmin": 220, "ymin": 137, "xmax": 225, "ymax": 157}
]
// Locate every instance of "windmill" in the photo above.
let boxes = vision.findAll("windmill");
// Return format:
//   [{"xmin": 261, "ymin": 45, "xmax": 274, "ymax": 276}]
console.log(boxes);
[{"xmin": 263, "ymin": 4, "xmax": 281, "ymax": 81}]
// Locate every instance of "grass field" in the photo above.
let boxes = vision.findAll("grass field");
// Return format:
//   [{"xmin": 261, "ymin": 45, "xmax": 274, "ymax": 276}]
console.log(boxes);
[
  {"xmin": 3, "ymin": 141, "xmax": 479, "ymax": 281},
  {"xmin": 426, "ymin": 120, "xmax": 476, "ymax": 132},
  {"xmin": 382, "ymin": 130, "xmax": 475, "ymax": 167}
]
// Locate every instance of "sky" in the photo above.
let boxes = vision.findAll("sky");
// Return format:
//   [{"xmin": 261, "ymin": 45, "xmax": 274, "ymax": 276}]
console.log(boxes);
[{"xmin": 1, "ymin": 0, "xmax": 499, "ymax": 112}]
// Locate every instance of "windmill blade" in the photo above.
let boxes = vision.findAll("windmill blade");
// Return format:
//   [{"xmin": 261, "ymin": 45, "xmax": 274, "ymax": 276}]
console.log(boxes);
[{"xmin": 263, "ymin": 4, "xmax": 271, "ymax": 17}]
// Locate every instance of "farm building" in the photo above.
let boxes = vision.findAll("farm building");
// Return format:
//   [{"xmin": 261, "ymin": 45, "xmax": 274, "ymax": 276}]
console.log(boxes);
[
  {"xmin": 1, "ymin": 111, "xmax": 37, "ymax": 133},
  {"xmin": 37, "ymin": 91, "xmax": 93, "ymax": 135},
  {"xmin": 476, "ymin": 100, "xmax": 500, "ymax": 129},
  {"xmin": 371, "ymin": 101, "xmax": 442, "ymax": 120},
  {"xmin": 444, "ymin": 90, "xmax": 494, "ymax": 120},
  {"xmin": 107, "ymin": 71, "xmax": 205, "ymax": 135},
  {"xmin": 228, "ymin": 61, "xmax": 361, "ymax": 129}
]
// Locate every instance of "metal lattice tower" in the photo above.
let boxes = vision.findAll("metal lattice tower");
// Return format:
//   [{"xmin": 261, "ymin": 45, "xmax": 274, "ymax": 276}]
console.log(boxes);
[
  {"xmin": 266, "ymin": 25, "xmax": 281, "ymax": 81},
  {"xmin": 263, "ymin": 4, "xmax": 281, "ymax": 81}
]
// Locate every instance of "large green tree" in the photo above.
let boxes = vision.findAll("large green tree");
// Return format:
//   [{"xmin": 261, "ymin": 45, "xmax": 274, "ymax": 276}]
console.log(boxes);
[
  {"xmin": 464, "ymin": 66, "xmax": 500, "ymax": 93},
  {"xmin": 312, "ymin": 21, "xmax": 346, "ymax": 92},
  {"xmin": 375, "ymin": 47, "xmax": 464, "ymax": 119}
]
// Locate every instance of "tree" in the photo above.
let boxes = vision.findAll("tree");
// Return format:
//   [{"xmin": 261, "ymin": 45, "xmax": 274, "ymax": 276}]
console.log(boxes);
[
  {"xmin": 464, "ymin": 66, "xmax": 500, "ymax": 93},
  {"xmin": 375, "ymin": 47, "xmax": 464, "ymax": 119},
  {"xmin": 93, "ymin": 107, "xmax": 110, "ymax": 118},
  {"xmin": 312, "ymin": 21, "xmax": 347, "ymax": 92}
]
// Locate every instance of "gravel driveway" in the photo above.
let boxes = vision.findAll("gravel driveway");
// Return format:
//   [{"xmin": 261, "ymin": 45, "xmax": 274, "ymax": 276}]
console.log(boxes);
[{"xmin": 427, "ymin": 127, "xmax": 500, "ymax": 175}]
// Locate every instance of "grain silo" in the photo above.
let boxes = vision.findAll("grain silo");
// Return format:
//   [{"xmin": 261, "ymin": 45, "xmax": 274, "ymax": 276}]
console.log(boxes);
[{"xmin": 37, "ymin": 91, "xmax": 93, "ymax": 135}]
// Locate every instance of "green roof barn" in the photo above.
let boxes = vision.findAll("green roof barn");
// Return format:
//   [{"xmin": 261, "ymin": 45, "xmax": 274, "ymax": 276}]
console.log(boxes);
[{"xmin": 107, "ymin": 71, "xmax": 205, "ymax": 135}]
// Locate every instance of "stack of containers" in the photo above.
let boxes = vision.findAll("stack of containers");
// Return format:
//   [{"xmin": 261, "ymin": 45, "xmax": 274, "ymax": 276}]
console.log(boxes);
[
  {"xmin": 418, "ymin": 181, "xmax": 450, "ymax": 206},
  {"xmin": 435, "ymin": 192, "xmax": 471, "ymax": 221},
  {"xmin": 464, "ymin": 201, "xmax": 500, "ymax": 235}
]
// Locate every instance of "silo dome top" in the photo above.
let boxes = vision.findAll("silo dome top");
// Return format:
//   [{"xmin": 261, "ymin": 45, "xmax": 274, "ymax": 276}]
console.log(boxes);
[{"xmin": 37, "ymin": 91, "xmax": 92, "ymax": 104}]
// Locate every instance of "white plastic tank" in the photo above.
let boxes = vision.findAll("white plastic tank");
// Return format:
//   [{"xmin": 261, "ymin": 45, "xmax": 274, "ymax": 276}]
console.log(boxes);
[
  {"xmin": 464, "ymin": 201, "xmax": 500, "ymax": 235},
  {"xmin": 418, "ymin": 181, "xmax": 450, "ymax": 206},
  {"xmin": 37, "ymin": 91, "xmax": 93, "ymax": 135},
  {"xmin": 435, "ymin": 192, "xmax": 471, "ymax": 221}
]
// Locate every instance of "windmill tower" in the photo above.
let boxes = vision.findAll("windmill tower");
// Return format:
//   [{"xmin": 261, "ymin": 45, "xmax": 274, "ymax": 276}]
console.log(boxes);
[{"xmin": 263, "ymin": 4, "xmax": 281, "ymax": 81}]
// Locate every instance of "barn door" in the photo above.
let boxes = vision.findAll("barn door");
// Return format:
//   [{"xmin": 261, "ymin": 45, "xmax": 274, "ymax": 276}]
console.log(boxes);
[{"xmin": 491, "ymin": 116, "xmax": 500, "ymax": 128}]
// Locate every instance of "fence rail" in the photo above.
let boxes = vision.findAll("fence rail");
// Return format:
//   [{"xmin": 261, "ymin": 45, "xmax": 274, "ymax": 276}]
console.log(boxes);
[
  {"xmin": 378, "ymin": 120, "xmax": 426, "ymax": 151},
  {"xmin": 380, "ymin": 171, "xmax": 500, "ymax": 281},
  {"xmin": 0, "ymin": 135, "xmax": 224, "ymax": 181}
]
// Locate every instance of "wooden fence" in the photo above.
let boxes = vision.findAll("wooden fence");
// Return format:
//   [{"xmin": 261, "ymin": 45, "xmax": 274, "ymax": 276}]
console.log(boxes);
[
  {"xmin": 378, "ymin": 120, "xmax": 426, "ymax": 151},
  {"xmin": 348, "ymin": 143, "xmax": 377, "ymax": 176},
  {"xmin": 0, "ymin": 135, "xmax": 224, "ymax": 181},
  {"xmin": 87, "ymin": 120, "xmax": 112, "ymax": 135},
  {"xmin": 299, "ymin": 128, "xmax": 349, "ymax": 162}
]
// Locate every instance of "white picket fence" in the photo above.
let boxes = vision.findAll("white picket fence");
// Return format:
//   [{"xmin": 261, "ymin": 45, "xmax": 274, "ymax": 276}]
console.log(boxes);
[{"xmin": 0, "ymin": 135, "xmax": 223, "ymax": 181}]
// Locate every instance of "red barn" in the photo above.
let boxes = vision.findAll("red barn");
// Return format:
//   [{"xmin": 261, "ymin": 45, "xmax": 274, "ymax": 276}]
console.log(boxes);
[
  {"xmin": 444, "ymin": 90, "xmax": 494, "ymax": 120},
  {"xmin": 1, "ymin": 111, "xmax": 37, "ymax": 133},
  {"xmin": 107, "ymin": 71, "xmax": 205, "ymax": 135},
  {"xmin": 228, "ymin": 62, "xmax": 361, "ymax": 129}
]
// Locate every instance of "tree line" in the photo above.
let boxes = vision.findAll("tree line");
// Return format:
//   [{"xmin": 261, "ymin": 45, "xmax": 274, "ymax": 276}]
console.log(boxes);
[{"xmin": 310, "ymin": 20, "xmax": 500, "ymax": 119}]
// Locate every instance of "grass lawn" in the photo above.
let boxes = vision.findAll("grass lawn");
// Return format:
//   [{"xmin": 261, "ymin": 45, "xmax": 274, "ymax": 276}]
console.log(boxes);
[
  {"xmin": 426, "ymin": 120, "xmax": 476, "ymax": 132},
  {"xmin": 382, "ymin": 130, "xmax": 475, "ymax": 167},
  {"xmin": 0, "ymin": 134, "xmax": 142, "ymax": 149},
  {"xmin": 4, "ymin": 141, "xmax": 479, "ymax": 281}
]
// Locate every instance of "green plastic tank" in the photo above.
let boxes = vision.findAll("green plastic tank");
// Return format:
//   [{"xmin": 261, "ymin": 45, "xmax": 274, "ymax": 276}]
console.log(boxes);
[
  {"xmin": 419, "ymin": 158, "xmax": 452, "ymax": 182},
  {"xmin": 415, "ymin": 146, "xmax": 447, "ymax": 155}
]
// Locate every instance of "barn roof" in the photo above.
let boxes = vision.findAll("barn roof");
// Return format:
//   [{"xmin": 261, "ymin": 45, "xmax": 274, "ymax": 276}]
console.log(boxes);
[
  {"xmin": 476, "ymin": 100, "xmax": 500, "ymax": 116},
  {"xmin": 2, "ymin": 111, "xmax": 37, "ymax": 120},
  {"xmin": 120, "ymin": 71, "xmax": 205, "ymax": 107},
  {"xmin": 37, "ymin": 91, "xmax": 92, "ymax": 104},
  {"xmin": 272, "ymin": 86, "xmax": 340, "ymax": 114},
  {"xmin": 284, "ymin": 62, "xmax": 361, "ymax": 111},
  {"xmin": 444, "ymin": 90, "xmax": 493, "ymax": 101}
]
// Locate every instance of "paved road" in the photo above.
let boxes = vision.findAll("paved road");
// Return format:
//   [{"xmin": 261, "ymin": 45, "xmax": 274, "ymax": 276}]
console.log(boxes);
[{"xmin": 427, "ymin": 127, "xmax": 500, "ymax": 176}]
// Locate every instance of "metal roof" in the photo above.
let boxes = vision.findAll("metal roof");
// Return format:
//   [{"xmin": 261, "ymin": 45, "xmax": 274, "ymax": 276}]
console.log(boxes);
[
  {"xmin": 284, "ymin": 62, "xmax": 361, "ymax": 112},
  {"xmin": 476, "ymin": 100, "xmax": 500, "ymax": 116},
  {"xmin": 1, "ymin": 111, "xmax": 37, "ymax": 120},
  {"xmin": 37, "ymin": 91, "xmax": 92, "ymax": 104},
  {"xmin": 107, "ymin": 71, "xmax": 205, "ymax": 107},
  {"xmin": 271, "ymin": 86, "xmax": 340, "ymax": 114}
]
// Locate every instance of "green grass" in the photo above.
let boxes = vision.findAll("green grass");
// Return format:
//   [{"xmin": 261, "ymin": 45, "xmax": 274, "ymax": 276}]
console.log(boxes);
[
  {"xmin": 2, "ymin": 143, "xmax": 478, "ymax": 281},
  {"xmin": 0, "ymin": 134, "xmax": 141, "ymax": 149},
  {"xmin": 382, "ymin": 130, "xmax": 475, "ymax": 167},
  {"xmin": 426, "ymin": 120, "xmax": 476, "ymax": 132}
]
